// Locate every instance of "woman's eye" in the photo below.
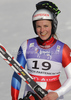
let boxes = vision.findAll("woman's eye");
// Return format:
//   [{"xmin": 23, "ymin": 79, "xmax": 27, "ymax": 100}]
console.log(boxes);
[
  {"xmin": 44, "ymin": 25, "xmax": 48, "ymax": 27},
  {"xmin": 36, "ymin": 26, "xmax": 40, "ymax": 28}
]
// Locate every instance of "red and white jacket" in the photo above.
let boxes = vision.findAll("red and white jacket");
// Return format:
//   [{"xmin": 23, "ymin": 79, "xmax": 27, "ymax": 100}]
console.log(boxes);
[{"xmin": 11, "ymin": 37, "xmax": 71, "ymax": 100}]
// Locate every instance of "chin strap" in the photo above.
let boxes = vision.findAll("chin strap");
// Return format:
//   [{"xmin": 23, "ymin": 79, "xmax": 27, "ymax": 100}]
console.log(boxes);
[{"xmin": 39, "ymin": 34, "xmax": 52, "ymax": 43}]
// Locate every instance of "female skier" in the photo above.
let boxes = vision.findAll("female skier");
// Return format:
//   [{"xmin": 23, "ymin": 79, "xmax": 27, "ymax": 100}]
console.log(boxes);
[{"xmin": 11, "ymin": 1, "xmax": 71, "ymax": 100}]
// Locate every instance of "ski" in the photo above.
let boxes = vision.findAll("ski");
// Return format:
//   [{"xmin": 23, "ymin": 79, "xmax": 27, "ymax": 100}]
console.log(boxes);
[{"xmin": 0, "ymin": 43, "xmax": 48, "ymax": 99}]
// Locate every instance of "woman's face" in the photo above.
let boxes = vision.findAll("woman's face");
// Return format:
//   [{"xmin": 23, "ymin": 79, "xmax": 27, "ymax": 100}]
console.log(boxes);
[{"xmin": 36, "ymin": 20, "xmax": 52, "ymax": 40}]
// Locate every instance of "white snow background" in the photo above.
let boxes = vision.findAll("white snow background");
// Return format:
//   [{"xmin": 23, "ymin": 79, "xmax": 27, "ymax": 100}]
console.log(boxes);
[{"xmin": 0, "ymin": 0, "xmax": 71, "ymax": 100}]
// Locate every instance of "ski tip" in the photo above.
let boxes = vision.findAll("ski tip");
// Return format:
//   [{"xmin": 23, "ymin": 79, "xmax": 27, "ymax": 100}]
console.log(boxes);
[{"xmin": 0, "ymin": 44, "xmax": 6, "ymax": 52}]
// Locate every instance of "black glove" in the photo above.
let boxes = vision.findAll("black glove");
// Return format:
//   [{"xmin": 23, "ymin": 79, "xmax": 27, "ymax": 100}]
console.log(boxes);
[{"xmin": 19, "ymin": 91, "xmax": 39, "ymax": 100}]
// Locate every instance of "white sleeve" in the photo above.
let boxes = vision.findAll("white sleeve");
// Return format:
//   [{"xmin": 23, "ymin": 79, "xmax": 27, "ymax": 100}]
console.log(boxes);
[
  {"xmin": 21, "ymin": 40, "xmax": 27, "ymax": 59},
  {"xmin": 54, "ymin": 63, "xmax": 71, "ymax": 97}
]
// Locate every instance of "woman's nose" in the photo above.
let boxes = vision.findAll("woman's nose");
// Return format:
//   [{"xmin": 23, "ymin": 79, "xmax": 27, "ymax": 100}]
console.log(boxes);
[{"xmin": 40, "ymin": 27, "xmax": 44, "ymax": 32}]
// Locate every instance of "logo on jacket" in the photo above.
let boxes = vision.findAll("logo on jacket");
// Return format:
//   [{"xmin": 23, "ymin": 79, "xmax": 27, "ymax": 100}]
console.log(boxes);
[
  {"xmin": 35, "ymin": 47, "xmax": 52, "ymax": 59},
  {"xmin": 29, "ymin": 43, "xmax": 34, "ymax": 48},
  {"xmin": 56, "ymin": 45, "xmax": 61, "ymax": 52}
]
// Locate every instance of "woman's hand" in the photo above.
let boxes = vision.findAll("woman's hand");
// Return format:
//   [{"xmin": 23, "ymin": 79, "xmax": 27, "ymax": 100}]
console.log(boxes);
[{"xmin": 42, "ymin": 92, "xmax": 58, "ymax": 100}]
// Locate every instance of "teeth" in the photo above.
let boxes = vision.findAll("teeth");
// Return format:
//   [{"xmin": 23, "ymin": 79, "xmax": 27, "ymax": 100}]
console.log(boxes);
[{"xmin": 41, "ymin": 33, "xmax": 46, "ymax": 36}]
